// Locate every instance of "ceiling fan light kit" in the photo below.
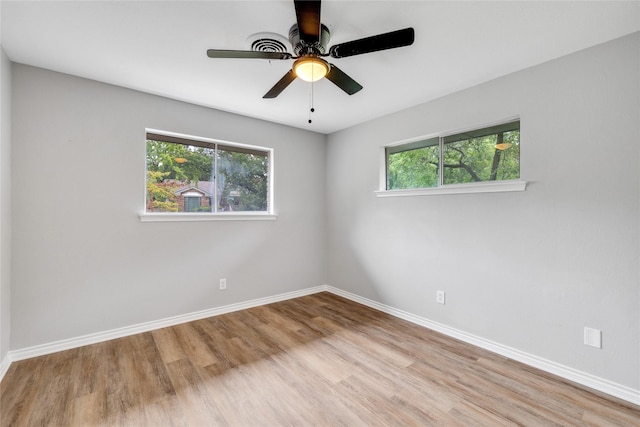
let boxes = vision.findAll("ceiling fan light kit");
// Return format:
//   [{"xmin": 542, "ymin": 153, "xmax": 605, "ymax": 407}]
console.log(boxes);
[
  {"xmin": 206, "ymin": 0, "xmax": 414, "ymax": 102},
  {"xmin": 293, "ymin": 56, "xmax": 329, "ymax": 82}
]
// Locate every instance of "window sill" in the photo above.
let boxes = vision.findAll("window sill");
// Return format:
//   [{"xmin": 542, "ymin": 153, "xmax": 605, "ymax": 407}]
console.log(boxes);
[
  {"xmin": 375, "ymin": 180, "xmax": 527, "ymax": 197},
  {"xmin": 139, "ymin": 212, "xmax": 278, "ymax": 222}
]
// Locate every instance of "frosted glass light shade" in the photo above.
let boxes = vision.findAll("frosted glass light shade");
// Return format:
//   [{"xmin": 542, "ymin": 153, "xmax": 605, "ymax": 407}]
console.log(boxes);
[{"xmin": 293, "ymin": 57, "xmax": 329, "ymax": 82}]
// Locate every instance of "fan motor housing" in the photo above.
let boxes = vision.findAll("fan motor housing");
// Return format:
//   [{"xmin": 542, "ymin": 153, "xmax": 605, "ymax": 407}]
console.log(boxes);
[{"xmin": 289, "ymin": 24, "xmax": 330, "ymax": 55}]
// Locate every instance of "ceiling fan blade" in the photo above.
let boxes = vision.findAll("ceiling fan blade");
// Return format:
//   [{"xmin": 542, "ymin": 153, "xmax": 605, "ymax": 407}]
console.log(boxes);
[
  {"xmin": 263, "ymin": 70, "xmax": 297, "ymax": 98},
  {"xmin": 294, "ymin": 0, "xmax": 321, "ymax": 44},
  {"xmin": 329, "ymin": 27, "xmax": 415, "ymax": 59},
  {"xmin": 207, "ymin": 49, "xmax": 292, "ymax": 60},
  {"xmin": 325, "ymin": 64, "xmax": 363, "ymax": 95}
]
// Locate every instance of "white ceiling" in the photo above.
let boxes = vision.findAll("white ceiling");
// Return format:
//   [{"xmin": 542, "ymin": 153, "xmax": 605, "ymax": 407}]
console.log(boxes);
[{"xmin": 2, "ymin": 1, "xmax": 639, "ymax": 134}]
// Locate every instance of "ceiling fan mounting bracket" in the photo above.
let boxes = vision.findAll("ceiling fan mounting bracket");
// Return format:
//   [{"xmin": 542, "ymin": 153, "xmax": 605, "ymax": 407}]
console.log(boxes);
[{"xmin": 289, "ymin": 23, "xmax": 330, "ymax": 56}]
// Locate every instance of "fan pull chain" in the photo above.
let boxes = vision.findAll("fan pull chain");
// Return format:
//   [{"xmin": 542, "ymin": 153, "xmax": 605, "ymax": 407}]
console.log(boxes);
[{"xmin": 308, "ymin": 80, "xmax": 315, "ymax": 124}]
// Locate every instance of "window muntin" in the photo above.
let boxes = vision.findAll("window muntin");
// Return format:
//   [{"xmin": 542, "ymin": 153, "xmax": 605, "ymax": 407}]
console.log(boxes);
[
  {"xmin": 385, "ymin": 120, "xmax": 520, "ymax": 190},
  {"xmin": 146, "ymin": 132, "xmax": 271, "ymax": 214}
]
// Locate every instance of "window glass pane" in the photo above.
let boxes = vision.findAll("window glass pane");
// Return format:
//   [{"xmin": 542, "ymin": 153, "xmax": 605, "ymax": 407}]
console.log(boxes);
[
  {"xmin": 216, "ymin": 147, "xmax": 269, "ymax": 212},
  {"xmin": 443, "ymin": 125, "xmax": 520, "ymax": 185},
  {"xmin": 146, "ymin": 140, "xmax": 215, "ymax": 213},
  {"xmin": 387, "ymin": 141, "xmax": 439, "ymax": 190}
]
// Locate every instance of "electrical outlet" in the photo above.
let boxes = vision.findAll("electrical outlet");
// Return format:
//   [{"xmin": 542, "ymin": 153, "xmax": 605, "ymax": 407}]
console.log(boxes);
[
  {"xmin": 436, "ymin": 290, "xmax": 446, "ymax": 305},
  {"xmin": 219, "ymin": 278, "xmax": 227, "ymax": 290}
]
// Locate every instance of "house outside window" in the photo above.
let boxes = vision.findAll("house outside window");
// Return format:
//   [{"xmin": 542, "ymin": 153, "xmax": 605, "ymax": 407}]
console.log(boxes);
[
  {"xmin": 145, "ymin": 131, "xmax": 272, "ymax": 214},
  {"xmin": 175, "ymin": 187, "xmax": 212, "ymax": 212}
]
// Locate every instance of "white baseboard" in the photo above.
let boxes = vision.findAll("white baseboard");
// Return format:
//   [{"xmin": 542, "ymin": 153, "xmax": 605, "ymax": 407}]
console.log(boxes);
[
  {"xmin": 0, "ymin": 353, "xmax": 10, "ymax": 381},
  {"xmin": 2, "ymin": 284, "xmax": 639, "ymax": 407},
  {"xmin": 325, "ymin": 285, "xmax": 640, "ymax": 407}
]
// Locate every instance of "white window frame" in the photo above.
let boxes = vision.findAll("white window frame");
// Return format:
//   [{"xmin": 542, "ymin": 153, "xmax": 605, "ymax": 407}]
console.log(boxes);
[
  {"xmin": 140, "ymin": 129, "xmax": 276, "ymax": 222},
  {"xmin": 376, "ymin": 118, "xmax": 527, "ymax": 197}
]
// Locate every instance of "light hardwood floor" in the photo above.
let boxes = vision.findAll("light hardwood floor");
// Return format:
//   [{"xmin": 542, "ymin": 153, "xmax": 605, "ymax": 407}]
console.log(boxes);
[{"xmin": 1, "ymin": 292, "xmax": 639, "ymax": 426}]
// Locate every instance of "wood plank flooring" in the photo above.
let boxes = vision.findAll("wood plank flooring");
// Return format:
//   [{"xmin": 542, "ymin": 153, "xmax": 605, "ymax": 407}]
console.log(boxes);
[{"xmin": 1, "ymin": 292, "xmax": 639, "ymax": 426}]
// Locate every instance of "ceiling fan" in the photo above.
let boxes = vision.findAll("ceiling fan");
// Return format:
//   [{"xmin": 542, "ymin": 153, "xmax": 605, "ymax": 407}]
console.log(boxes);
[{"xmin": 206, "ymin": 0, "xmax": 415, "ymax": 99}]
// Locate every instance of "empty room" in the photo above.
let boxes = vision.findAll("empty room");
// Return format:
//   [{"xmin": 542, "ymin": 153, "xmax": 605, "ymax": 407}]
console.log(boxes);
[{"xmin": 1, "ymin": 1, "xmax": 639, "ymax": 425}]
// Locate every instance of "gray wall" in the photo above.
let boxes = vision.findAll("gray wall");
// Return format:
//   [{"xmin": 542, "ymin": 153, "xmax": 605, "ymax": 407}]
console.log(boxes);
[
  {"xmin": 6, "ymin": 31, "xmax": 639, "ymax": 393},
  {"xmin": 11, "ymin": 64, "xmax": 327, "ymax": 349},
  {"xmin": 326, "ymin": 33, "xmax": 639, "ymax": 389},
  {"xmin": 0, "ymin": 45, "xmax": 12, "ymax": 362}
]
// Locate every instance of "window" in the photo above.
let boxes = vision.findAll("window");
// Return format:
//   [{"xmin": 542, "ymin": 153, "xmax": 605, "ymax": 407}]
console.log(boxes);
[
  {"xmin": 385, "ymin": 120, "xmax": 521, "ymax": 192},
  {"xmin": 183, "ymin": 196, "xmax": 202, "ymax": 212},
  {"xmin": 145, "ymin": 131, "xmax": 272, "ymax": 214}
]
